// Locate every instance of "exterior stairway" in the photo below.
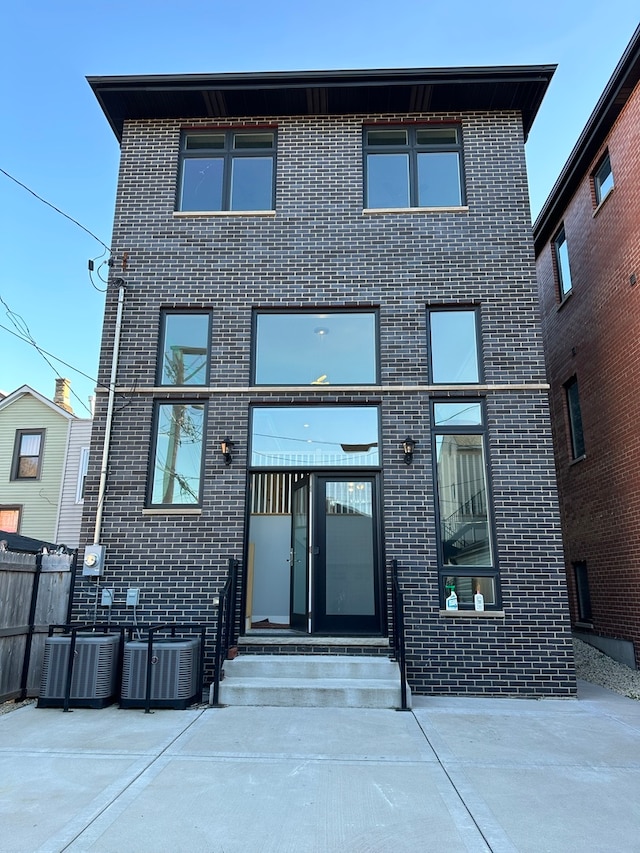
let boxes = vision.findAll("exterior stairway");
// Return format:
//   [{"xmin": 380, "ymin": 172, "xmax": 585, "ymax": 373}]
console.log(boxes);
[{"xmin": 211, "ymin": 654, "xmax": 411, "ymax": 709}]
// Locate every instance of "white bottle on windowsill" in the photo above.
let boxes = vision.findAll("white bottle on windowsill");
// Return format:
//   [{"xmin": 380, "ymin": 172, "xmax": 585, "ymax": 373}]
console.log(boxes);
[
  {"xmin": 474, "ymin": 591, "xmax": 485, "ymax": 611},
  {"xmin": 446, "ymin": 589, "xmax": 458, "ymax": 610}
]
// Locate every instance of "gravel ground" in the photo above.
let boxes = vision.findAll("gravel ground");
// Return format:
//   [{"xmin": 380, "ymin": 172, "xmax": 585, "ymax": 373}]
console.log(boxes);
[
  {"xmin": 0, "ymin": 639, "xmax": 637, "ymax": 714},
  {"xmin": 573, "ymin": 637, "xmax": 640, "ymax": 700}
]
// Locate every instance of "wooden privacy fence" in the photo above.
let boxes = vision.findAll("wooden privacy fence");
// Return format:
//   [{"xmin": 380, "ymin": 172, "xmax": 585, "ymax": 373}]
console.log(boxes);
[{"xmin": 0, "ymin": 551, "xmax": 77, "ymax": 702}]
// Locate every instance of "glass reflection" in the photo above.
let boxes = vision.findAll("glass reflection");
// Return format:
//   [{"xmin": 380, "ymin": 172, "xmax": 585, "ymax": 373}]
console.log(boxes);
[
  {"xmin": 254, "ymin": 312, "xmax": 377, "ymax": 385},
  {"xmin": 430, "ymin": 310, "xmax": 479, "ymax": 383},
  {"xmin": 151, "ymin": 403, "xmax": 204, "ymax": 505},
  {"xmin": 251, "ymin": 407, "xmax": 379, "ymax": 467},
  {"xmin": 417, "ymin": 152, "xmax": 462, "ymax": 207},
  {"xmin": 160, "ymin": 313, "xmax": 210, "ymax": 385},
  {"xmin": 436, "ymin": 433, "xmax": 491, "ymax": 566},
  {"xmin": 366, "ymin": 154, "xmax": 410, "ymax": 208},
  {"xmin": 180, "ymin": 158, "xmax": 223, "ymax": 211}
]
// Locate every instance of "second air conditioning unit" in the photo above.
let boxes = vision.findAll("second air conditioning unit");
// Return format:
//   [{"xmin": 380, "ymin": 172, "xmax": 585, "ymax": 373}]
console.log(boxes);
[{"xmin": 120, "ymin": 637, "xmax": 201, "ymax": 709}]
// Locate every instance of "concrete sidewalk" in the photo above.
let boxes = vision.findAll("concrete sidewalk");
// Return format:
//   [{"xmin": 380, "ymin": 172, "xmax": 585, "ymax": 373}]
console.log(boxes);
[{"xmin": 1, "ymin": 681, "xmax": 639, "ymax": 853}]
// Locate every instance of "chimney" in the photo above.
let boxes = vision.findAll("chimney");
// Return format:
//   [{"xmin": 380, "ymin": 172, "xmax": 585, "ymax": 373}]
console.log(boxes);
[{"xmin": 54, "ymin": 378, "xmax": 73, "ymax": 413}]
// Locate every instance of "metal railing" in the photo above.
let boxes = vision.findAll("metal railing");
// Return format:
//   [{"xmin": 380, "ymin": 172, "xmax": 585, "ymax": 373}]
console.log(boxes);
[
  {"xmin": 390, "ymin": 559, "xmax": 410, "ymax": 711},
  {"xmin": 211, "ymin": 557, "xmax": 239, "ymax": 707}
]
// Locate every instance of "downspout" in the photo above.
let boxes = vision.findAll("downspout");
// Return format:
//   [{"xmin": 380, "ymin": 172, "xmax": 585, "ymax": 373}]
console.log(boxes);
[{"xmin": 93, "ymin": 279, "xmax": 126, "ymax": 545}]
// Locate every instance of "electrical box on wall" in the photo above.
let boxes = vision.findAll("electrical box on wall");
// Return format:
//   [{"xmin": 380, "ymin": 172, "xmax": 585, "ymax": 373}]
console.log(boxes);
[{"xmin": 83, "ymin": 544, "xmax": 105, "ymax": 576}]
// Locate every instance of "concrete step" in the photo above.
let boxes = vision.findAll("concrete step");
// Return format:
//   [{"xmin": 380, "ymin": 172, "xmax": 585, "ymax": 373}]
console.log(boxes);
[{"xmin": 211, "ymin": 654, "xmax": 411, "ymax": 709}]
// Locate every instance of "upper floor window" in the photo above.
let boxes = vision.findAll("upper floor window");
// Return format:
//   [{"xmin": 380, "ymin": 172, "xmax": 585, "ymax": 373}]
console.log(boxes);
[
  {"xmin": 158, "ymin": 311, "xmax": 211, "ymax": 386},
  {"xmin": 364, "ymin": 125, "xmax": 464, "ymax": 209},
  {"xmin": 0, "ymin": 505, "xmax": 21, "ymax": 533},
  {"xmin": 553, "ymin": 226, "xmax": 573, "ymax": 299},
  {"xmin": 593, "ymin": 152, "xmax": 614, "ymax": 205},
  {"xmin": 428, "ymin": 308, "xmax": 481, "ymax": 384},
  {"xmin": 253, "ymin": 311, "xmax": 378, "ymax": 385},
  {"xmin": 148, "ymin": 401, "xmax": 206, "ymax": 507},
  {"xmin": 11, "ymin": 430, "xmax": 45, "ymax": 480},
  {"xmin": 565, "ymin": 376, "xmax": 585, "ymax": 459},
  {"xmin": 177, "ymin": 130, "xmax": 276, "ymax": 212}
]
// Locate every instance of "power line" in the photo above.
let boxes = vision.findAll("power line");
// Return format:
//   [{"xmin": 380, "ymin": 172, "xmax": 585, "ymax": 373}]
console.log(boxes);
[{"xmin": 0, "ymin": 166, "xmax": 111, "ymax": 253}]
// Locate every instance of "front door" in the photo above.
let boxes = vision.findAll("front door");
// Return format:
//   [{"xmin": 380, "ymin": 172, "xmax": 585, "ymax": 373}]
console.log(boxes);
[
  {"xmin": 290, "ymin": 476, "xmax": 310, "ymax": 631},
  {"xmin": 290, "ymin": 474, "xmax": 381, "ymax": 634}
]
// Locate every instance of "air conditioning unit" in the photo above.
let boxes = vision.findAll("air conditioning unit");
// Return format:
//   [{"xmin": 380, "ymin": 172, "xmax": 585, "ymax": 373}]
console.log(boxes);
[
  {"xmin": 38, "ymin": 634, "xmax": 120, "ymax": 708},
  {"xmin": 120, "ymin": 638, "xmax": 201, "ymax": 709}
]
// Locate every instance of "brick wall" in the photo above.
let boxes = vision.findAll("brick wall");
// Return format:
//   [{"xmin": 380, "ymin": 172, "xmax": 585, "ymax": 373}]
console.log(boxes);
[
  {"xmin": 536, "ymin": 84, "xmax": 640, "ymax": 666},
  {"xmin": 79, "ymin": 109, "xmax": 575, "ymax": 695}
]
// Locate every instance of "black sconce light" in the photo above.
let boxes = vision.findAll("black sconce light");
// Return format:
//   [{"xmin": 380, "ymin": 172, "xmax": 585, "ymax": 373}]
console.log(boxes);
[
  {"xmin": 402, "ymin": 436, "xmax": 416, "ymax": 465},
  {"xmin": 220, "ymin": 437, "xmax": 234, "ymax": 466}
]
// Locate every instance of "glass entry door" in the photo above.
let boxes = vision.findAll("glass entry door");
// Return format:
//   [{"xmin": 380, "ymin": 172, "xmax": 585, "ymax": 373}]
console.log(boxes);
[
  {"xmin": 290, "ymin": 476, "xmax": 310, "ymax": 632},
  {"xmin": 289, "ymin": 474, "xmax": 381, "ymax": 634}
]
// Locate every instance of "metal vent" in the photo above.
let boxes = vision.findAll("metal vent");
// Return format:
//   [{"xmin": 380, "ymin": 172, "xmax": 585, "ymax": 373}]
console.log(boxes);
[
  {"xmin": 120, "ymin": 638, "xmax": 200, "ymax": 708},
  {"xmin": 38, "ymin": 635, "xmax": 119, "ymax": 708}
]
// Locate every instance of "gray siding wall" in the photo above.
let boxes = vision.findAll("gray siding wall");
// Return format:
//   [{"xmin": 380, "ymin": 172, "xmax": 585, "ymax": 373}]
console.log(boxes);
[
  {"xmin": 56, "ymin": 418, "xmax": 91, "ymax": 548},
  {"xmin": 79, "ymin": 110, "xmax": 574, "ymax": 696}
]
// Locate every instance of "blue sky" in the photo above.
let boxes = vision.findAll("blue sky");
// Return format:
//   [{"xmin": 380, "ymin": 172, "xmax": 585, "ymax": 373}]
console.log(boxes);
[{"xmin": 1, "ymin": 2, "xmax": 638, "ymax": 411}]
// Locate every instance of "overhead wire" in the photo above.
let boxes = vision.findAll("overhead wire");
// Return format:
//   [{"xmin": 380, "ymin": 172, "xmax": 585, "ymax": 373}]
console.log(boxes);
[{"xmin": 0, "ymin": 166, "xmax": 111, "ymax": 253}]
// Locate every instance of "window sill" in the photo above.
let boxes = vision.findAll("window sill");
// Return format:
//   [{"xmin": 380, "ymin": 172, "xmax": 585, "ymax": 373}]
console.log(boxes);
[
  {"xmin": 142, "ymin": 507, "xmax": 202, "ymax": 515},
  {"xmin": 173, "ymin": 210, "xmax": 276, "ymax": 218},
  {"xmin": 363, "ymin": 206, "xmax": 469, "ymax": 215},
  {"xmin": 439, "ymin": 609, "xmax": 505, "ymax": 618},
  {"xmin": 575, "ymin": 621, "xmax": 594, "ymax": 629},
  {"xmin": 592, "ymin": 185, "xmax": 614, "ymax": 218},
  {"xmin": 569, "ymin": 454, "xmax": 586, "ymax": 466},
  {"xmin": 556, "ymin": 290, "xmax": 573, "ymax": 311}
]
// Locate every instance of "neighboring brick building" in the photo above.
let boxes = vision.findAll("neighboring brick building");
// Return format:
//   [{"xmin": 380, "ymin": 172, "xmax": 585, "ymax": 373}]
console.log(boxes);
[
  {"xmin": 81, "ymin": 65, "xmax": 575, "ymax": 696},
  {"xmin": 534, "ymin": 25, "xmax": 640, "ymax": 669}
]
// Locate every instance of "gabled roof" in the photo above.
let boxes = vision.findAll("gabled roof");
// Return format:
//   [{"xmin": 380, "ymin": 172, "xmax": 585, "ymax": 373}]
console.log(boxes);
[
  {"xmin": 0, "ymin": 385, "xmax": 77, "ymax": 419},
  {"xmin": 533, "ymin": 24, "xmax": 640, "ymax": 255},
  {"xmin": 88, "ymin": 65, "xmax": 556, "ymax": 144}
]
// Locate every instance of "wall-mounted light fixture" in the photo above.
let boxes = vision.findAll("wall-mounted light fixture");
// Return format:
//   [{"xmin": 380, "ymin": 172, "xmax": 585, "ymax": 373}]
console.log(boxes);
[
  {"xmin": 402, "ymin": 436, "xmax": 416, "ymax": 465},
  {"xmin": 220, "ymin": 437, "xmax": 234, "ymax": 466}
]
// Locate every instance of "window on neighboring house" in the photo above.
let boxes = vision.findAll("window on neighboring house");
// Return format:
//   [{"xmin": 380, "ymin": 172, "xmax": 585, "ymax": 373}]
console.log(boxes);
[
  {"xmin": 253, "ymin": 311, "xmax": 379, "ymax": 385},
  {"xmin": 574, "ymin": 561, "xmax": 593, "ymax": 622},
  {"xmin": 148, "ymin": 402, "xmax": 206, "ymax": 507},
  {"xmin": 0, "ymin": 505, "xmax": 21, "ymax": 533},
  {"xmin": 428, "ymin": 308, "xmax": 481, "ymax": 383},
  {"xmin": 76, "ymin": 447, "xmax": 90, "ymax": 503},
  {"xmin": 11, "ymin": 430, "xmax": 45, "ymax": 480},
  {"xmin": 432, "ymin": 401, "xmax": 499, "ymax": 609},
  {"xmin": 553, "ymin": 227, "xmax": 573, "ymax": 299},
  {"xmin": 158, "ymin": 311, "xmax": 211, "ymax": 386},
  {"xmin": 364, "ymin": 125, "xmax": 464, "ymax": 209},
  {"xmin": 593, "ymin": 153, "xmax": 614, "ymax": 205},
  {"xmin": 177, "ymin": 130, "xmax": 276, "ymax": 212},
  {"xmin": 565, "ymin": 376, "xmax": 585, "ymax": 459}
]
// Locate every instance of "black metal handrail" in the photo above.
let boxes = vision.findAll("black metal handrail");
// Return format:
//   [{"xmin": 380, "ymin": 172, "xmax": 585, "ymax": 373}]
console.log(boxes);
[
  {"xmin": 211, "ymin": 557, "xmax": 239, "ymax": 707},
  {"xmin": 390, "ymin": 559, "xmax": 410, "ymax": 711}
]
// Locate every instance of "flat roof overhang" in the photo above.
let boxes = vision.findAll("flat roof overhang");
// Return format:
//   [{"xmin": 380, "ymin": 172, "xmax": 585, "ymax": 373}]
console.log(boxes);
[{"xmin": 87, "ymin": 65, "xmax": 556, "ymax": 144}]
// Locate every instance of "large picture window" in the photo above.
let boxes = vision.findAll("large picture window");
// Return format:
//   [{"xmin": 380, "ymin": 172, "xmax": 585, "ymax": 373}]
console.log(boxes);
[
  {"xmin": 428, "ymin": 308, "xmax": 480, "ymax": 384},
  {"xmin": 364, "ymin": 125, "xmax": 464, "ymax": 209},
  {"xmin": 11, "ymin": 430, "xmax": 45, "ymax": 480},
  {"xmin": 253, "ymin": 311, "xmax": 378, "ymax": 385},
  {"xmin": 251, "ymin": 406, "xmax": 380, "ymax": 468},
  {"xmin": 432, "ymin": 401, "xmax": 499, "ymax": 609},
  {"xmin": 177, "ymin": 130, "xmax": 276, "ymax": 212},
  {"xmin": 158, "ymin": 311, "xmax": 211, "ymax": 386},
  {"xmin": 148, "ymin": 402, "xmax": 206, "ymax": 507}
]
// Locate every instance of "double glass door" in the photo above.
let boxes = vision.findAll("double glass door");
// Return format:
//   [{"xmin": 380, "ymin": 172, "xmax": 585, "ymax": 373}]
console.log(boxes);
[{"xmin": 290, "ymin": 474, "xmax": 381, "ymax": 634}]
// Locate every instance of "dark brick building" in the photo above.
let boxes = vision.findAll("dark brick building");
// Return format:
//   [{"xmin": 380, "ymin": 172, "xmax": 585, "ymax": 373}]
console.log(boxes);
[
  {"xmin": 534, "ymin": 25, "xmax": 640, "ymax": 669},
  {"xmin": 80, "ymin": 65, "xmax": 575, "ymax": 696}
]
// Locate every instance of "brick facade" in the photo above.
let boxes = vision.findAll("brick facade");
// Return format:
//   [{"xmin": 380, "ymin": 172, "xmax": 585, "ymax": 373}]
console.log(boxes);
[
  {"xmin": 535, "ymin": 49, "xmax": 640, "ymax": 667},
  {"xmin": 79, "ymin": 83, "xmax": 575, "ymax": 696}
]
